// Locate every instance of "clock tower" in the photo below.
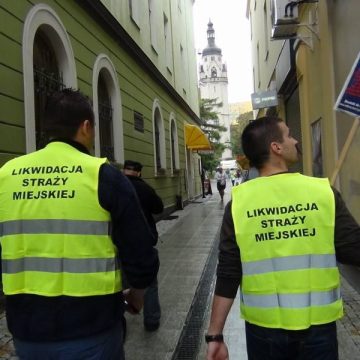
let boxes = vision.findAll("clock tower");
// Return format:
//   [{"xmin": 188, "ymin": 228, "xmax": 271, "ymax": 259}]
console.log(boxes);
[{"xmin": 199, "ymin": 21, "xmax": 232, "ymax": 160}]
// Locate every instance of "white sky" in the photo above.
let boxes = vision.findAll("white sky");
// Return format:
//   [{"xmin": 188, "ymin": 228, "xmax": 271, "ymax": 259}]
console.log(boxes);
[{"xmin": 193, "ymin": 0, "xmax": 253, "ymax": 103}]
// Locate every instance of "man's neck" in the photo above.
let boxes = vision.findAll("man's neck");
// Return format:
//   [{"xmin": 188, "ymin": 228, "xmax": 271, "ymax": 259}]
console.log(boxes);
[
  {"xmin": 259, "ymin": 161, "xmax": 288, "ymax": 177},
  {"xmin": 48, "ymin": 138, "xmax": 90, "ymax": 155}
]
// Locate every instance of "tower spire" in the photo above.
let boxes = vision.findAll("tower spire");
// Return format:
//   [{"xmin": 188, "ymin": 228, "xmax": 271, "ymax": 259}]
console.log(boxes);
[
  {"xmin": 207, "ymin": 19, "xmax": 215, "ymax": 47},
  {"xmin": 202, "ymin": 20, "xmax": 222, "ymax": 57}
]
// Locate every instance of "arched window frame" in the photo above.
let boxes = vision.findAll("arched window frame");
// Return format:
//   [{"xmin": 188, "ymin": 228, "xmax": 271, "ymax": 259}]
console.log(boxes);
[
  {"xmin": 23, "ymin": 4, "xmax": 77, "ymax": 153},
  {"xmin": 93, "ymin": 54, "xmax": 124, "ymax": 165},
  {"xmin": 211, "ymin": 66, "xmax": 217, "ymax": 78},
  {"xmin": 152, "ymin": 99, "xmax": 166, "ymax": 175},
  {"xmin": 169, "ymin": 113, "xmax": 180, "ymax": 173}
]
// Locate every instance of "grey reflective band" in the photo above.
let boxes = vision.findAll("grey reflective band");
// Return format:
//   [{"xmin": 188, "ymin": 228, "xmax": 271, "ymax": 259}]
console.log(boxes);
[
  {"xmin": 241, "ymin": 287, "xmax": 341, "ymax": 308},
  {"xmin": 2, "ymin": 257, "xmax": 119, "ymax": 274},
  {"xmin": 0, "ymin": 219, "xmax": 110, "ymax": 236},
  {"xmin": 242, "ymin": 254, "xmax": 337, "ymax": 276}
]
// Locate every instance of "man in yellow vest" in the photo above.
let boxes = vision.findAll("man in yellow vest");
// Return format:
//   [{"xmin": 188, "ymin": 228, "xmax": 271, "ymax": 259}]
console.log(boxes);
[
  {"xmin": 0, "ymin": 89, "xmax": 159, "ymax": 359},
  {"xmin": 205, "ymin": 116, "xmax": 360, "ymax": 360}
]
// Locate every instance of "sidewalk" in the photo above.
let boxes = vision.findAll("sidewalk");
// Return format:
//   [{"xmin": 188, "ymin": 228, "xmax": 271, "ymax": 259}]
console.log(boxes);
[
  {"xmin": 1, "ymin": 181, "xmax": 360, "ymax": 359},
  {"xmin": 123, "ymin": 181, "xmax": 232, "ymax": 360}
]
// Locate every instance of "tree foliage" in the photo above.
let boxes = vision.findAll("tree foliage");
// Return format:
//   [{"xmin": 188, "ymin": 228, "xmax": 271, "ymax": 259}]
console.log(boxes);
[{"xmin": 230, "ymin": 111, "xmax": 253, "ymax": 157}]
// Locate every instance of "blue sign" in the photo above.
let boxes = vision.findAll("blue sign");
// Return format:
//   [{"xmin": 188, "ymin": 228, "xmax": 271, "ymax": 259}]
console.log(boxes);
[{"xmin": 335, "ymin": 52, "xmax": 360, "ymax": 118}]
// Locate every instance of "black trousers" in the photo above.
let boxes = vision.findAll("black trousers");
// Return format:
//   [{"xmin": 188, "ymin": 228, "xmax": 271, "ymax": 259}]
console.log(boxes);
[{"xmin": 245, "ymin": 321, "xmax": 339, "ymax": 360}]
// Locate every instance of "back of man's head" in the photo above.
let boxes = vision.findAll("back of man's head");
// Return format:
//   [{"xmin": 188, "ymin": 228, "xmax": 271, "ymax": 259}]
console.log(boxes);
[
  {"xmin": 242, "ymin": 116, "xmax": 283, "ymax": 170},
  {"xmin": 44, "ymin": 88, "xmax": 94, "ymax": 140},
  {"xmin": 124, "ymin": 160, "xmax": 143, "ymax": 174}
]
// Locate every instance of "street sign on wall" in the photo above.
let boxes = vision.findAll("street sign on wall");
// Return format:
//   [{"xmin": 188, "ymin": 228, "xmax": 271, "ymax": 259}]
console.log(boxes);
[
  {"xmin": 335, "ymin": 52, "xmax": 360, "ymax": 118},
  {"xmin": 251, "ymin": 89, "xmax": 278, "ymax": 110}
]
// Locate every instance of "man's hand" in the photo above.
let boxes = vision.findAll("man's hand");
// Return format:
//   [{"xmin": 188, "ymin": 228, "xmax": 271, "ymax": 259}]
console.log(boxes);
[
  {"xmin": 206, "ymin": 341, "xmax": 229, "ymax": 360},
  {"xmin": 123, "ymin": 288, "xmax": 145, "ymax": 314}
]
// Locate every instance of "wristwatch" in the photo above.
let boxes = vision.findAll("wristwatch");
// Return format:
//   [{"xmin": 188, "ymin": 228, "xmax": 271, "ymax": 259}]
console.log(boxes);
[{"xmin": 205, "ymin": 334, "xmax": 224, "ymax": 343}]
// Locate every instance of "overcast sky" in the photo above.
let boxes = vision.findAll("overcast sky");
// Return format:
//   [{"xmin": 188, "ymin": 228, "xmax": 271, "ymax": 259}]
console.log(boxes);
[{"xmin": 193, "ymin": 0, "xmax": 253, "ymax": 103}]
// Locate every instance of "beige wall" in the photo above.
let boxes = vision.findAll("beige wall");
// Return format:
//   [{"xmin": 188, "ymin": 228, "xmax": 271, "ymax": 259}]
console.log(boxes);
[
  {"xmin": 247, "ymin": 0, "xmax": 360, "ymax": 219},
  {"xmin": 327, "ymin": 0, "xmax": 360, "ymax": 220},
  {"xmin": 248, "ymin": 0, "xmax": 283, "ymax": 92}
]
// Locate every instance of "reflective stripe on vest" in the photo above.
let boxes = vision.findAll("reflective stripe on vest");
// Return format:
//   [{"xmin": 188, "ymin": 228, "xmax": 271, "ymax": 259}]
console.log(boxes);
[
  {"xmin": 2, "ymin": 256, "xmax": 119, "ymax": 274},
  {"xmin": 242, "ymin": 254, "xmax": 336, "ymax": 276},
  {"xmin": 241, "ymin": 287, "xmax": 341, "ymax": 308},
  {"xmin": 1, "ymin": 219, "xmax": 109, "ymax": 236},
  {"xmin": 231, "ymin": 173, "xmax": 342, "ymax": 329}
]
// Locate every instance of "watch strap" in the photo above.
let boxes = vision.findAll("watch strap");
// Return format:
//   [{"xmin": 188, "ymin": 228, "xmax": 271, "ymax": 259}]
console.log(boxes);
[{"xmin": 205, "ymin": 334, "xmax": 224, "ymax": 343}]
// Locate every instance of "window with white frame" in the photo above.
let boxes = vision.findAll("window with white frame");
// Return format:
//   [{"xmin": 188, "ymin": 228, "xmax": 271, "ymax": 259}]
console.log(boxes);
[
  {"xmin": 93, "ymin": 54, "xmax": 124, "ymax": 165},
  {"xmin": 23, "ymin": 4, "xmax": 77, "ymax": 153},
  {"xmin": 180, "ymin": 44, "xmax": 186, "ymax": 91},
  {"xmin": 164, "ymin": 13, "xmax": 173, "ymax": 72},
  {"xmin": 169, "ymin": 115, "xmax": 179, "ymax": 172},
  {"xmin": 33, "ymin": 30, "xmax": 65, "ymax": 149},
  {"xmin": 148, "ymin": 0, "xmax": 158, "ymax": 52},
  {"xmin": 97, "ymin": 72, "xmax": 114, "ymax": 161},
  {"xmin": 263, "ymin": 1, "xmax": 269, "ymax": 60},
  {"xmin": 154, "ymin": 117, "xmax": 161, "ymax": 169},
  {"xmin": 129, "ymin": 0, "xmax": 140, "ymax": 28},
  {"xmin": 152, "ymin": 100, "xmax": 166, "ymax": 173}
]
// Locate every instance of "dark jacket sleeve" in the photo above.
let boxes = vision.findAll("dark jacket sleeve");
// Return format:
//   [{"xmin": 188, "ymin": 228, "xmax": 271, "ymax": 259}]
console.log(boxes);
[
  {"xmin": 147, "ymin": 185, "xmax": 164, "ymax": 215},
  {"xmin": 135, "ymin": 179, "xmax": 164, "ymax": 215},
  {"xmin": 98, "ymin": 164, "xmax": 159, "ymax": 289},
  {"xmin": 215, "ymin": 200, "xmax": 242, "ymax": 298},
  {"xmin": 333, "ymin": 187, "xmax": 360, "ymax": 266}
]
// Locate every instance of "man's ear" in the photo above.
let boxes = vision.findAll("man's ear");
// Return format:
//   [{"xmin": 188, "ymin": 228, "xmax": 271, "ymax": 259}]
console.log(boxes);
[
  {"xmin": 82, "ymin": 119, "xmax": 93, "ymax": 135},
  {"xmin": 270, "ymin": 142, "xmax": 282, "ymax": 154}
]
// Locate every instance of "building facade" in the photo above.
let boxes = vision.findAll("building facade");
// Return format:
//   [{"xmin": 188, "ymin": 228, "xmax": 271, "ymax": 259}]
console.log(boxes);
[
  {"xmin": 247, "ymin": 0, "xmax": 360, "ymax": 221},
  {"xmin": 199, "ymin": 21, "xmax": 232, "ymax": 160},
  {"xmin": 0, "ymin": 0, "xmax": 205, "ymax": 212}
]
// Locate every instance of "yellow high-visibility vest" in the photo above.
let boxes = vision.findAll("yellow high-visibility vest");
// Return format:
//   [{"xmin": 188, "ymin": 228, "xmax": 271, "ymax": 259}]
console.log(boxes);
[
  {"xmin": 232, "ymin": 173, "xmax": 342, "ymax": 330},
  {"xmin": 0, "ymin": 142, "xmax": 122, "ymax": 296}
]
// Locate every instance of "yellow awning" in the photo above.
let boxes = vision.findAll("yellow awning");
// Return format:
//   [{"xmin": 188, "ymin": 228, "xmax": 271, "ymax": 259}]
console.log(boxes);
[{"xmin": 184, "ymin": 124, "xmax": 212, "ymax": 150}]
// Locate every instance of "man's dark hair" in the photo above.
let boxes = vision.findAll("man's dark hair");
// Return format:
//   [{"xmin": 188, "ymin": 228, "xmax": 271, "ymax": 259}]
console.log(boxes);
[
  {"xmin": 124, "ymin": 160, "xmax": 143, "ymax": 172},
  {"xmin": 44, "ymin": 88, "xmax": 94, "ymax": 139},
  {"xmin": 241, "ymin": 116, "xmax": 283, "ymax": 169}
]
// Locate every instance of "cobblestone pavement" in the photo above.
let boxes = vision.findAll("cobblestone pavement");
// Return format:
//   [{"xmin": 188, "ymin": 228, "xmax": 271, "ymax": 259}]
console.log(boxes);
[
  {"xmin": 337, "ymin": 277, "xmax": 360, "ymax": 360},
  {"xmin": 0, "ymin": 311, "xmax": 16, "ymax": 359}
]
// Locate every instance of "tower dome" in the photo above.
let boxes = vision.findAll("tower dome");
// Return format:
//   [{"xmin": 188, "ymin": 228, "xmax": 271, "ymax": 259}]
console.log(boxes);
[{"xmin": 202, "ymin": 20, "xmax": 222, "ymax": 57}]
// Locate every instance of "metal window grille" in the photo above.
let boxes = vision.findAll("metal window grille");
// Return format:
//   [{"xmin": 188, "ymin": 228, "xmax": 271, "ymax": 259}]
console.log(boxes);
[
  {"xmin": 171, "ymin": 123, "xmax": 176, "ymax": 170},
  {"xmin": 33, "ymin": 31, "xmax": 64, "ymax": 149},
  {"xmin": 155, "ymin": 120, "xmax": 161, "ymax": 170},
  {"xmin": 98, "ymin": 101, "xmax": 114, "ymax": 161},
  {"xmin": 134, "ymin": 111, "xmax": 144, "ymax": 132},
  {"xmin": 98, "ymin": 74, "xmax": 115, "ymax": 162}
]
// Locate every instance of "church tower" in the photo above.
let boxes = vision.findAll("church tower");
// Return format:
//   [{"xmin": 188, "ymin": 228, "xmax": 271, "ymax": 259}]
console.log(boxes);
[{"xmin": 199, "ymin": 21, "xmax": 232, "ymax": 160}]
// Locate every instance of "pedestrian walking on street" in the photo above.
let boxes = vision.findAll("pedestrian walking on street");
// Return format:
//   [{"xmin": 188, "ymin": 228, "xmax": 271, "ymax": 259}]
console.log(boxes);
[
  {"xmin": 215, "ymin": 167, "xmax": 227, "ymax": 201},
  {"xmin": 205, "ymin": 116, "xmax": 360, "ymax": 360},
  {"xmin": 233, "ymin": 169, "xmax": 243, "ymax": 186},
  {"xmin": 0, "ymin": 89, "xmax": 159, "ymax": 360},
  {"xmin": 123, "ymin": 160, "xmax": 164, "ymax": 332},
  {"xmin": 230, "ymin": 169, "xmax": 236, "ymax": 186}
]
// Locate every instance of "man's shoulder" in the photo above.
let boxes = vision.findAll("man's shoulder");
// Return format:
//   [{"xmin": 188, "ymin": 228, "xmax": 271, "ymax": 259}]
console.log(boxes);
[{"xmin": 100, "ymin": 163, "xmax": 131, "ymax": 189}]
